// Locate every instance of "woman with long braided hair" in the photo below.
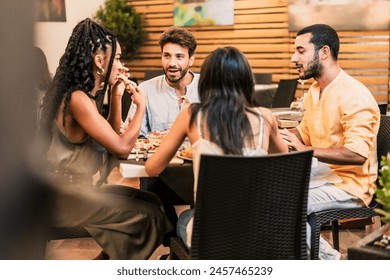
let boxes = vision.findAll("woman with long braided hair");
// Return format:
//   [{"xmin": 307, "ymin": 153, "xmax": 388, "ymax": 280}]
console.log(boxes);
[{"xmin": 40, "ymin": 18, "xmax": 171, "ymax": 259}]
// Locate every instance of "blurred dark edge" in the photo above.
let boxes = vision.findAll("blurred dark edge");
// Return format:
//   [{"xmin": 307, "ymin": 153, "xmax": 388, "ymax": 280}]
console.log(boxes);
[{"xmin": 0, "ymin": 0, "xmax": 54, "ymax": 259}]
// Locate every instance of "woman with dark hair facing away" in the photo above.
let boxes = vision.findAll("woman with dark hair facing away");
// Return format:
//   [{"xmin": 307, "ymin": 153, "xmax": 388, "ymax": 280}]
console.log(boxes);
[
  {"xmin": 40, "ymin": 18, "xmax": 171, "ymax": 259},
  {"xmin": 145, "ymin": 46, "xmax": 288, "ymax": 248}
]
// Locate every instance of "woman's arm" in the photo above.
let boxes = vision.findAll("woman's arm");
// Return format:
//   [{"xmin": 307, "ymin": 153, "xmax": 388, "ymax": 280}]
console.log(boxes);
[
  {"xmin": 107, "ymin": 75, "xmax": 136, "ymax": 134},
  {"xmin": 145, "ymin": 107, "xmax": 190, "ymax": 176},
  {"xmin": 69, "ymin": 84, "xmax": 145, "ymax": 159},
  {"xmin": 106, "ymin": 86, "xmax": 124, "ymax": 134},
  {"xmin": 260, "ymin": 108, "xmax": 289, "ymax": 154}
]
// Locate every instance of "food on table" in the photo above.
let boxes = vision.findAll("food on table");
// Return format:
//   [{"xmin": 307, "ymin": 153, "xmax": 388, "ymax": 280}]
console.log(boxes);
[
  {"xmin": 135, "ymin": 138, "xmax": 158, "ymax": 151},
  {"xmin": 179, "ymin": 146, "xmax": 192, "ymax": 159},
  {"xmin": 148, "ymin": 130, "xmax": 169, "ymax": 139},
  {"xmin": 134, "ymin": 130, "xmax": 169, "ymax": 151}
]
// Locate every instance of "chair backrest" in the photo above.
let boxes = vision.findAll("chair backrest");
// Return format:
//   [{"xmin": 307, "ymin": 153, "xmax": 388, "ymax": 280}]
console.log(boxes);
[
  {"xmin": 272, "ymin": 78, "xmax": 298, "ymax": 108},
  {"xmin": 190, "ymin": 150, "xmax": 313, "ymax": 260},
  {"xmin": 377, "ymin": 114, "xmax": 390, "ymax": 165},
  {"xmin": 254, "ymin": 73, "xmax": 273, "ymax": 84},
  {"xmin": 377, "ymin": 102, "xmax": 388, "ymax": 115},
  {"xmin": 372, "ymin": 114, "xmax": 390, "ymax": 208},
  {"xmin": 144, "ymin": 70, "xmax": 164, "ymax": 81}
]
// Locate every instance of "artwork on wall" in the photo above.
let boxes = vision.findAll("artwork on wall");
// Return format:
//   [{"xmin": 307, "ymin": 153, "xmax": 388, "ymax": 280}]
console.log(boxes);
[
  {"xmin": 288, "ymin": 0, "xmax": 390, "ymax": 31},
  {"xmin": 36, "ymin": 0, "xmax": 66, "ymax": 22},
  {"xmin": 174, "ymin": 0, "xmax": 234, "ymax": 27}
]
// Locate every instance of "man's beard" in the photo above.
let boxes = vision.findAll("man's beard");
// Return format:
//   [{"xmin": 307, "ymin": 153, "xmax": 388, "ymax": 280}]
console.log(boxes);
[
  {"xmin": 164, "ymin": 67, "xmax": 188, "ymax": 83},
  {"xmin": 300, "ymin": 52, "xmax": 322, "ymax": 80}
]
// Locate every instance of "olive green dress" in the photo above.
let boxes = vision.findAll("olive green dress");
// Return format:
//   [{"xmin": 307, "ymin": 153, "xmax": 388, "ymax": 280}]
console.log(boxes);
[{"xmin": 45, "ymin": 122, "xmax": 172, "ymax": 259}]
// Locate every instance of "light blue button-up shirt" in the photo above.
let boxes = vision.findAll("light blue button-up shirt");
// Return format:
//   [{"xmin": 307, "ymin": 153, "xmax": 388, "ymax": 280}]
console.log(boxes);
[{"xmin": 127, "ymin": 71, "xmax": 200, "ymax": 137}]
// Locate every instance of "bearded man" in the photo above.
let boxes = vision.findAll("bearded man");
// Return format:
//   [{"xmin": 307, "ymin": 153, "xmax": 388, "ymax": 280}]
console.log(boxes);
[
  {"xmin": 280, "ymin": 24, "xmax": 380, "ymax": 260},
  {"xmin": 125, "ymin": 27, "xmax": 199, "ymax": 248},
  {"xmin": 127, "ymin": 26, "xmax": 199, "ymax": 137}
]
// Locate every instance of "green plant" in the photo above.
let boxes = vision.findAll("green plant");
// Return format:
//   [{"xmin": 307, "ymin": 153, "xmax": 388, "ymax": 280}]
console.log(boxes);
[
  {"xmin": 95, "ymin": 0, "xmax": 146, "ymax": 60},
  {"xmin": 376, "ymin": 155, "xmax": 390, "ymax": 223}
]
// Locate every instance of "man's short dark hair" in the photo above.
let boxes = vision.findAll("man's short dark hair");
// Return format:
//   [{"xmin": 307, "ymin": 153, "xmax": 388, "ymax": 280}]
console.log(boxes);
[
  {"xmin": 158, "ymin": 26, "xmax": 197, "ymax": 57},
  {"xmin": 297, "ymin": 24, "xmax": 340, "ymax": 60}
]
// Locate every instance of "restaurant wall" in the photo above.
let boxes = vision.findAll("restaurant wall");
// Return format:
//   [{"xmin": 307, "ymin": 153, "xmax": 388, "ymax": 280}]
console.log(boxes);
[
  {"xmin": 127, "ymin": 0, "xmax": 390, "ymax": 104},
  {"xmin": 34, "ymin": 0, "xmax": 105, "ymax": 74},
  {"xmin": 33, "ymin": 0, "xmax": 390, "ymax": 104}
]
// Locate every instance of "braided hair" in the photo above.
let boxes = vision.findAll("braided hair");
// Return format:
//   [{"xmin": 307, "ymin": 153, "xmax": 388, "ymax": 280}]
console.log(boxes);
[{"xmin": 40, "ymin": 18, "xmax": 117, "ymax": 139}]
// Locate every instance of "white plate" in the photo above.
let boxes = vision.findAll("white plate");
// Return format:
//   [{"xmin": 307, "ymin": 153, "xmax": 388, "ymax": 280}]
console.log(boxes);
[{"xmin": 176, "ymin": 152, "xmax": 192, "ymax": 161}]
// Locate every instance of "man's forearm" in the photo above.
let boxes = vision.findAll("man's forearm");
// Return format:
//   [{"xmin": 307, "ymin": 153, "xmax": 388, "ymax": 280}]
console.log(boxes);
[{"xmin": 314, "ymin": 147, "xmax": 366, "ymax": 165}]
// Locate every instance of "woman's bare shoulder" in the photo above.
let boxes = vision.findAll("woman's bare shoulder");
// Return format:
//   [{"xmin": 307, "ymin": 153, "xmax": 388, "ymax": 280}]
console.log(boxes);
[
  {"xmin": 256, "ymin": 107, "xmax": 274, "ymax": 120},
  {"xmin": 69, "ymin": 91, "xmax": 96, "ymax": 108},
  {"xmin": 67, "ymin": 90, "xmax": 100, "ymax": 120},
  {"xmin": 69, "ymin": 90, "xmax": 90, "ymax": 101}
]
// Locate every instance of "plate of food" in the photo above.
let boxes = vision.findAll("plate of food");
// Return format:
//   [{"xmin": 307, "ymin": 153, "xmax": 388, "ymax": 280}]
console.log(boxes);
[
  {"xmin": 147, "ymin": 130, "xmax": 169, "ymax": 140},
  {"xmin": 132, "ymin": 130, "xmax": 170, "ymax": 153},
  {"xmin": 132, "ymin": 138, "xmax": 159, "ymax": 153},
  {"xmin": 177, "ymin": 146, "xmax": 192, "ymax": 161}
]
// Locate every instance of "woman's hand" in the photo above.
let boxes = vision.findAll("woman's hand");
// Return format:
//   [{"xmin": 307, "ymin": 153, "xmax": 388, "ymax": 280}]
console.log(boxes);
[
  {"xmin": 130, "ymin": 85, "xmax": 146, "ymax": 109},
  {"xmin": 111, "ymin": 79, "xmax": 125, "ymax": 98},
  {"xmin": 114, "ymin": 74, "xmax": 137, "ymax": 96}
]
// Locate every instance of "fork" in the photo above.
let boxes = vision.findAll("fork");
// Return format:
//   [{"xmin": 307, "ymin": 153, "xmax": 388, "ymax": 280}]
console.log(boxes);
[{"xmin": 143, "ymin": 150, "xmax": 148, "ymax": 161}]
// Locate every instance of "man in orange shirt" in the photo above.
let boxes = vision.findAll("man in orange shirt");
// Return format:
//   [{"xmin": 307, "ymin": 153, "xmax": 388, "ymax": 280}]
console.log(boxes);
[{"xmin": 281, "ymin": 24, "xmax": 380, "ymax": 260}]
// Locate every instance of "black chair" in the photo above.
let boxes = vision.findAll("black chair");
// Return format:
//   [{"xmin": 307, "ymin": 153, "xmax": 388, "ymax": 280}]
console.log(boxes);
[
  {"xmin": 271, "ymin": 78, "xmax": 298, "ymax": 108},
  {"xmin": 307, "ymin": 114, "xmax": 390, "ymax": 259},
  {"xmin": 254, "ymin": 73, "xmax": 273, "ymax": 84},
  {"xmin": 170, "ymin": 150, "xmax": 313, "ymax": 260},
  {"xmin": 377, "ymin": 102, "xmax": 387, "ymax": 115}
]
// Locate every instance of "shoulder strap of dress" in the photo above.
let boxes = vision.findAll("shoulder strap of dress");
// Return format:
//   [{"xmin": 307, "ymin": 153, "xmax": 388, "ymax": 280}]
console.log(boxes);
[
  {"xmin": 254, "ymin": 108, "xmax": 265, "ymax": 149},
  {"xmin": 197, "ymin": 111, "xmax": 203, "ymax": 137}
]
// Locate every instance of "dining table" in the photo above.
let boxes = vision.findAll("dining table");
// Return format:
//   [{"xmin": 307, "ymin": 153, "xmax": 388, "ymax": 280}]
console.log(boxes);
[
  {"xmin": 114, "ymin": 105, "xmax": 301, "ymax": 206},
  {"xmin": 252, "ymin": 84, "xmax": 278, "ymax": 107},
  {"xmin": 270, "ymin": 107, "xmax": 303, "ymax": 128},
  {"xmin": 118, "ymin": 155, "xmax": 195, "ymax": 206}
]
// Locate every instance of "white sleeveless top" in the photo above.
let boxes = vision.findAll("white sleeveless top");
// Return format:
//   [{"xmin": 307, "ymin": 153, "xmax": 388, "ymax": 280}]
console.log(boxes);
[{"xmin": 185, "ymin": 109, "xmax": 268, "ymax": 247}]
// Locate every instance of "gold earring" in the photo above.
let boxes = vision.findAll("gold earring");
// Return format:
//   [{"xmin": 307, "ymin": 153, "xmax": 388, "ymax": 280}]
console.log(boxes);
[{"xmin": 97, "ymin": 68, "xmax": 105, "ymax": 75}]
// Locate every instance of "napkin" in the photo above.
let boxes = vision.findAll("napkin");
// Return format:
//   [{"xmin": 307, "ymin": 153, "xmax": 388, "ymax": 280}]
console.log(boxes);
[
  {"xmin": 119, "ymin": 163, "xmax": 148, "ymax": 178},
  {"xmin": 310, "ymin": 157, "xmax": 342, "ymax": 188}
]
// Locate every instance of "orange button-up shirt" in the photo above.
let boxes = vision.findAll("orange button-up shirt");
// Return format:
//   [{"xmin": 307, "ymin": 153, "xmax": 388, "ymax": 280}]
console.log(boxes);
[{"xmin": 297, "ymin": 70, "xmax": 380, "ymax": 206}]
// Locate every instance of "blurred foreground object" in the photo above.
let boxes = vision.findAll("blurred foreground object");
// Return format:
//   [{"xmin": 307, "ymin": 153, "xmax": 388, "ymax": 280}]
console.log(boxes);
[{"xmin": 0, "ymin": 0, "xmax": 53, "ymax": 259}]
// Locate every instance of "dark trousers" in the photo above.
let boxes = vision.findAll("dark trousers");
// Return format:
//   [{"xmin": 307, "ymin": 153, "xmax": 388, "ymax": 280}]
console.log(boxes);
[{"xmin": 140, "ymin": 177, "xmax": 187, "ymax": 246}]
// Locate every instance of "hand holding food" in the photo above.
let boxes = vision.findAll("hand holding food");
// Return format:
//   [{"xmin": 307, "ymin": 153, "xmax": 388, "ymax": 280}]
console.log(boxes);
[{"xmin": 118, "ymin": 74, "xmax": 137, "ymax": 92}]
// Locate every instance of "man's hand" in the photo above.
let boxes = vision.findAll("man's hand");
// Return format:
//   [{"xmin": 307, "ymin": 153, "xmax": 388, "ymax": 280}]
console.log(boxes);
[{"xmin": 279, "ymin": 128, "xmax": 310, "ymax": 151}]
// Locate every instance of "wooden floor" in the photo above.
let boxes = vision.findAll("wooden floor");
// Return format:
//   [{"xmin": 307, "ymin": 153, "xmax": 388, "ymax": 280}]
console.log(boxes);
[{"xmin": 44, "ymin": 167, "xmax": 382, "ymax": 260}]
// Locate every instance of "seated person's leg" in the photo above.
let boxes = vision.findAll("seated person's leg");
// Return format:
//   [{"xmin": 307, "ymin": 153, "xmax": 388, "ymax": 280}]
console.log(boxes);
[
  {"xmin": 177, "ymin": 209, "xmax": 195, "ymax": 248},
  {"xmin": 307, "ymin": 183, "xmax": 364, "ymax": 260},
  {"xmin": 101, "ymin": 184, "xmax": 163, "ymax": 205},
  {"xmin": 140, "ymin": 177, "xmax": 187, "ymax": 245}
]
